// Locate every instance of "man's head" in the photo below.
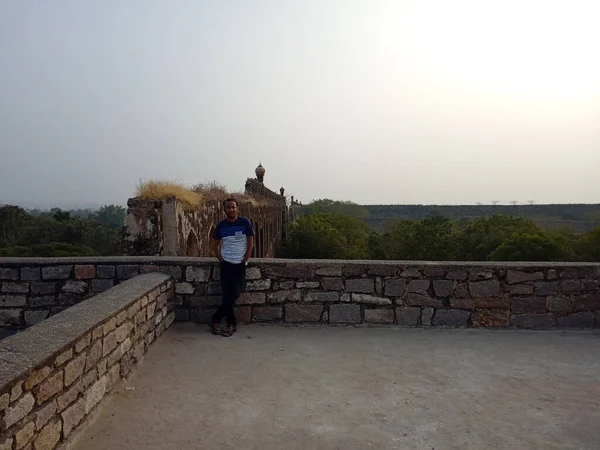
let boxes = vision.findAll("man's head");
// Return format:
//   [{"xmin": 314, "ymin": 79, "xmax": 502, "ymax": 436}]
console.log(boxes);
[{"xmin": 223, "ymin": 197, "xmax": 238, "ymax": 220}]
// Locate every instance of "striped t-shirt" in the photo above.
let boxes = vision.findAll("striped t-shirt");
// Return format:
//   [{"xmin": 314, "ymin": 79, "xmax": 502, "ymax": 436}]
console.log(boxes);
[{"xmin": 211, "ymin": 217, "xmax": 254, "ymax": 264}]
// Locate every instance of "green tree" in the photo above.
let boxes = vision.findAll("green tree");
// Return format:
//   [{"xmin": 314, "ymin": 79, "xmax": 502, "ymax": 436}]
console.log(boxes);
[
  {"xmin": 489, "ymin": 233, "xmax": 564, "ymax": 261},
  {"xmin": 303, "ymin": 199, "xmax": 370, "ymax": 219},
  {"xmin": 282, "ymin": 212, "xmax": 370, "ymax": 259},
  {"xmin": 577, "ymin": 227, "xmax": 600, "ymax": 261},
  {"xmin": 0, "ymin": 205, "xmax": 31, "ymax": 247},
  {"xmin": 382, "ymin": 216, "xmax": 457, "ymax": 260},
  {"xmin": 89, "ymin": 205, "xmax": 126, "ymax": 229}
]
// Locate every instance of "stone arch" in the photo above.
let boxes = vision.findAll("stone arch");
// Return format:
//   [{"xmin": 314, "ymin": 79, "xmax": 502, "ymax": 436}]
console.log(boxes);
[{"xmin": 186, "ymin": 231, "xmax": 199, "ymax": 257}]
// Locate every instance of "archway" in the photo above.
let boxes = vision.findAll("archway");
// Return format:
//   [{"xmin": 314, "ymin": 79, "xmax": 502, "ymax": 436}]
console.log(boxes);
[{"xmin": 186, "ymin": 231, "xmax": 199, "ymax": 256}]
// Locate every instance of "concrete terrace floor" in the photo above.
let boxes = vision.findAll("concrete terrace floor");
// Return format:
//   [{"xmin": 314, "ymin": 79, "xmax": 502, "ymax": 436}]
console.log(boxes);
[{"xmin": 69, "ymin": 324, "xmax": 600, "ymax": 450}]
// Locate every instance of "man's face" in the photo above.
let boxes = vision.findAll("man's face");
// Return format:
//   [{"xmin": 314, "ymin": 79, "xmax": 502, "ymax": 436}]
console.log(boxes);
[{"xmin": 224, "ymin": 201, "xmax": 238, "ymax": 219}]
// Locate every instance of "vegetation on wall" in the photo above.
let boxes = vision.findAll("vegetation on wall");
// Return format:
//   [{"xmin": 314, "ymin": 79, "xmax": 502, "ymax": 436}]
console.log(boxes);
[{"xmin": 282, "ymin": 200, "xmax": 600, "ymax": 262}]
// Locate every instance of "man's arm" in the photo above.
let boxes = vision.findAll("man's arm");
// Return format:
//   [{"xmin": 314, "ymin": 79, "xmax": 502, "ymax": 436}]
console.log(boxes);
[
  {"xmin": 211, "ymin": 238, "xmax": 223, "ymax": 262},
  {"xmin": 244, "ymin": 235, "xmax": 254, "ymax": 262}
]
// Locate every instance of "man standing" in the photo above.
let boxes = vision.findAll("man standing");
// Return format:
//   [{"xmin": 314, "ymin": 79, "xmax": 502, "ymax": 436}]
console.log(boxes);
[{"xmin": 210, "ymin": 197, "xmax": 254, "ymax": 337}]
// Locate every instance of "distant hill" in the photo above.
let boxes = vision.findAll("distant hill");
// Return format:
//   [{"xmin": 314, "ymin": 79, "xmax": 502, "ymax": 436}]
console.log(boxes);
[{"xmin": 360, "ymin": 203, "xmax": 600, "ymax": 233}]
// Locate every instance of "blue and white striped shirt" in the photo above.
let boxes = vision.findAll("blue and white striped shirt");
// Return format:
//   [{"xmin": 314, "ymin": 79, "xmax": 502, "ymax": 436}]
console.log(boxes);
[{"xmin": 211, "ymin": 217, "xmax": 254, "ymax": 264}]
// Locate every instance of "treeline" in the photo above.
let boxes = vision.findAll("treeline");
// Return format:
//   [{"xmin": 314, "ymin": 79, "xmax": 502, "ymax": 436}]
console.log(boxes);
[
  {"xmin": 0, "ymin": 205, "xmax": 126, "ymax": 257},
  {"xmin": 283, "ymin": 201, "xmax": 600, "ymax": 262}
]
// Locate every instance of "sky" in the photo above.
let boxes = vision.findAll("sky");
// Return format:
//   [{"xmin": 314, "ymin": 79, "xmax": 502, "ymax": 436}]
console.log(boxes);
[{"xmin": 1, "ymin": 0, "xmax": 599, "ymax": 209}]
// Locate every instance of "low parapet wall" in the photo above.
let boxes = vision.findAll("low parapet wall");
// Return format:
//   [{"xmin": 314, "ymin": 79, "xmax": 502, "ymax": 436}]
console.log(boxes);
[
  {"xmin": 0, "ymin": 273, "xmax": 175, "ymax": 450},
  {"xmin": 1, "ymin": 258, "xmax": 599, "ymax": 334}
]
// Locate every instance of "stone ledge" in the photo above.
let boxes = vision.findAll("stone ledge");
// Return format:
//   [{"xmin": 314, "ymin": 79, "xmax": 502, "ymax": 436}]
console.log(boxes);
[{"xmin": 0, "ymin": 273, "xmax": 170, "ymax": 392}]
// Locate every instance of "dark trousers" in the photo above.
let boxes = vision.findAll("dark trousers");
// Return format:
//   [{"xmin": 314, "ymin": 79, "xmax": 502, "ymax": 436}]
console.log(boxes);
[{"xmin": 211, "ymin": 261, "xmax": 246, "ymax": 326}]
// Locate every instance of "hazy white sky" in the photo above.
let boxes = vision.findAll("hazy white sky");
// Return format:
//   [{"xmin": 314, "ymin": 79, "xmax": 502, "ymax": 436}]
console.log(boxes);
[{"xmin": 1, "ymin": 0, "xmax": 598, "ymax": 208}]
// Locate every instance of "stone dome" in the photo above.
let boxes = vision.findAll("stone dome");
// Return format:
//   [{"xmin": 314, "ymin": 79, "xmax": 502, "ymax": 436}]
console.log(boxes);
[{"xmin": 255, "ymin": 162, "xmax": 265, "ymax": 183}]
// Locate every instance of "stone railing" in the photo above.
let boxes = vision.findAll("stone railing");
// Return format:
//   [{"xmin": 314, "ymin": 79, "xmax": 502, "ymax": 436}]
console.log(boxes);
[
  {"xmin": 1, "ymin": 258, "xmax": 598, "ymax": 334},
  {"xmin": 0, "ymin": 272, "xmax": 175, "ymax": 450}
]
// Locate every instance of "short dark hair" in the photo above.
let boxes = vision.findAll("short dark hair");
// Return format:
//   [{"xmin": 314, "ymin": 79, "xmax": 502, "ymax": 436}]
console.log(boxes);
[{"xmin": 223, "ymin": 197, "xmax": 237, "ymax": 208}]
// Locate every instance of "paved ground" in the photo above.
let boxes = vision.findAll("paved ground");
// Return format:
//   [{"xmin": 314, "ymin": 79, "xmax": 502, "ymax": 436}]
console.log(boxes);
[{"xmin": 69, "ymin": 324, "xmax": 600, "ymax": 450}]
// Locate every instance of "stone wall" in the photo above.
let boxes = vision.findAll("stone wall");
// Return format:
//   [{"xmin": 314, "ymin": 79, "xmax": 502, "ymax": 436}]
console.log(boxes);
[
  {"xmin": 1, "ymin": 258, "xmax": 599, "ymax": 335},
  {"xmin": 0, "ymin": 272, "xmax": 175, "ymax": 450}
]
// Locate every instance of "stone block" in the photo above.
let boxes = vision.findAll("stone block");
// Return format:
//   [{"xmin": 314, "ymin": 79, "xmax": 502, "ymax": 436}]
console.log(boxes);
[
  {"xmin": 62, "ymin": 398, "xmax": 85, "ymax": 437},
  {"xmin": 146, "ymin": 303, "xmax": 156, "ymax": 320},
  {"xmin": 304, "ymin": 292, "xmax": 339, "ymax": 302},
  {"xmin": 285, "ymin": 304, "xmax": 323, "ymax": 322},
  {"xmin": 547, "ymin": 269, "xmax": 557, "ymax": 280},
  {"xmin": 0, "ymin": 268, "xmax": 18, "ymax": 280},
  {"xmin": 140, "ymin": 265, "xmax": 160, "ymax": 274},
  {"xmin": 35, "ymin": 400, "xmax": 56, "ymax": 429},
  {"xmin": 237, "ymin": 293, "xmax": 266, "ymax": 305},
  {"xmin": 474, "ymin": 298, "xmax": 510, "ymax": 310},
  {"xmin": 351, "ymin": 294, "xmax": 391, "ymax": 306},
  {"xmin": 185, "ymin": 266, "xmax": 209, "ymax": 282},
  {"xmin": 296, "ymin": 281, "xmax": 319, "ymax": 289},
  {"xmin": 103, "ymin": 331, "xmax": 118, "ymax": 357},
  {"xmin": 507, "ymin": 284, "xmax": 534, "ymax": 295},
  {"xmin": 11, "ymin": 382, "xmax": 22, "ymax": 401},
  {"xmin": 1, "ymin": 282, "xmax": 29, "ymax": 293},
  {"xmin": 92, "ymin": 279, "xmax": 113, "ymax": 293},
  {"xmin": 189, "ymin": 296, "xmax": 221, "ymax": 307},
  {"xmin": 469, "ymin": 280, "xmax": 500, "ymax": 297},
  {"xmin": 57, "ymin": 293, "xmax": 83, "ymax": 306},
  {"xmin": 34, "ymin": 419, "xmax": 62, "ymax": 450},
  {"xmin": 96, "ymin": 265, "xmax": 115, "ymax": 278},
  {"xmin": 0, "ymin": 439, "xmax": 11, "ymax": 450},
  {"xmin": 15, "ymin": 421, "xmax": 35, "ymax": 448},
  {"xmin": 558, "ymin": 312, "xmax": 595, "ymax": 328},
  {"xmin": 204, "ymin": 282, "xmax": 223, "ymax": 295},
  {"xmin": 24, "ymin": 310, "xmax": 49, "ymax": 327},
  {"xmin": 511, "ymin": 314, "xmax": 555, "ymax": 329},
  {"xmin": 421, "ymin": 308, "xmax": 434, "ymax": 326},
  {"xmin": 446, "ymin": 270, "xmax": 467, "ymax": 281},
  {"xmin": 405, "ymin": 293, "xmax": 443, "ymax": 308},
  {"xmin": 343, "ymin": 265, "xmax": 367, "ymax": 277},
  {"xmin": 235, "ymin": 307, "xmax": 251, "ymax": 324},
  {"xmin": 267, "ymin": 290, "xmax": 301, "ymax": 303},
  {"xmin": 266, "ymin": 266, "xmax": 313, "ymax": 279},
  {"xmin": 0, "ymin": 309, "xmax": 21, "ymax": 326},
  {"xmin": 75, "ymin": 334, "xmax": 91, "ymax": 353},
  {"xmin": 454, "ymin": 283, "xmax": 469, "ymax": 298},
  {"xmin": 547, "ymin": 297, "xmax": 572, "ymax": 313},
  {"xmin": 63, "ymin": 353, "xmax": 85, "ymax": 387},
  {"xmin": 560, "ymin": 268, "xmax": 596, "ymax": 279},
  {"xmin": 246, "ymin": 279, "xmax": 272, "ymax": 291},
  {"xmin": 506, "ymin": 270, "xmax": 543, "ymax": 285},
  {"xmin": 42, "ymin": 265, "xmax": 72, "ymax": 280},
  {"xmin": 85, "ymin": 376, "xmax": 107, "ymax": 414},
  {"xmin": 315, "ymin": 267, "xmax": 342, "ymax": 276},
  {"xmin": 253, "ymin": 306, "xmax": 282, "ymax": 322},
  {"xmin": 103, "ymin": 317, "xmax": 117, "ymax": 334},
  {"xmin": 20, "ymin": 267, "xmax": 41, "ymax": 281},
  {"xmin": 364, "ymin": 309, "xmax": 394, "ymax": 324},
  {"xmin": 329, "ymin": 304, "xmax": 361, "ymax": 323},
  {"xmin": 534, "ymin": 282, "xmax": 558, "ymax": 295},
  {"xmin": 30, "ymin": 282, "xmax": 56, "ymax": 295},
  {"xmin": 511, "ymin": 297, "xmax": 546, "ymax": 314},
  {"xmin": 0, "ymin": 295, "xmax": 27, "ymax": 307},
  {"xmin": 245, "ymin": 267, "xmax": 261, "ymax": 280},
  {"xmin": 25, "ymin": 366, "xmax": 52, "ymax": 390},
  {"xmin": 3, "ymin": 393, "xmax": 34, "ymax": 429},
  {"xmin": 57, "ymin": 380, "xmax": 82, "ymax": 411},
  {"xmin": 367, "ymin": 266, "xmax": 399, "ymax": 277},
  {"xmin": 0, "ymin": 393, "xmax": 8, "ymax": 411},
  {"xmin": 175, "ymin": 282, "xmax": 195, "ymax": 294},
  {"xmin": 375, "ymin": 277, "xmax": 383, "ymax": 295},
  {"xmin": 472, "ymin": 311, "xmax": 509, "ymax": 327},
  {"xmin": 573, "ymin": 293, "xmax": 600, "ymax": 312},
  {"xmin": 561, "ymin": 280, "xmax": 582, "ymax": 294},
  {"xmin": 407, "ymin": 280, "xmax": 430, "ymax": 294},
  {"xmin": 400, "ymin": 268, "xmax": 421, "ymax": 278},
  {"xmin": 346, "ymin": 278, "xmax": 374, "ymax": 293},
  {"xmin": 275, "ymin": 280, "xmax": 295, "ymax": 290},
  {"xmin": 116, "ymin": 265, "xmax": 139, "ymax": 280},
  {"xmin": 321, "ymin": 277, "xmax": 343, "ymax": 291},
  {"xmin": 450, "ymin": 297, "xmax": 475, "ymax": 310},
  {"xmin": 433, "ymin": 280, "xmax": 453, "ymax": 297},
  {"xmin": 62, "ymin": 280, "xmax": 88, "ymax": 294},
  {"xmin": 423, "ymin": 267, "xmax": 448, "ymax": 277},
  {"xmin": 36, "ymin": 371, "xmax": 64, "ymax": 404},
  {"xmin": 75, "ymin": 265, "xmax": 96, "ymax": 279},
  {"xmin": 433, "ymin": 309, "xmax": 470, "ymax": 327},
  {"xmin": 384, "ymin": 279, "xmax": 406, "ymax": 297},
  {"xmin": 468, "ymin": 269, "xmax": 493, "ymax": 281},
  {"xmin": 583, "ymin": 280, "xmax": 599, "ymax": 291}
]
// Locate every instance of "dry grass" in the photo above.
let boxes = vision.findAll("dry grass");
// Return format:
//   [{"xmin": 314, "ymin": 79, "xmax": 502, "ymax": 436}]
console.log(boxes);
[
  {"xmin": 136, "ymin": 179, "xmax": 268, "ymax": 210},
  {"xmin": 135, "ymin": 180, "xmax": 203, "ymax": 211}
]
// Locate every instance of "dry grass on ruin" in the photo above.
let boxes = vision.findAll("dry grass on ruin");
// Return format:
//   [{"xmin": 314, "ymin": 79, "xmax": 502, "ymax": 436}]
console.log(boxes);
[{"xmin": 136, "ymin": 179, "xmax": 267, "ymax": 210}]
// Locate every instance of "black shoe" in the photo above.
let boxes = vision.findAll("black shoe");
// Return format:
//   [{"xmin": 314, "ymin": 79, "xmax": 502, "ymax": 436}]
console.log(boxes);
[
  {"xmin": 221, "ymin": 325, "xmax": 236, "ymax": 337},
  {"xmin": 209, "ymin": 323, "xmax": 221, "ymax": 335}
]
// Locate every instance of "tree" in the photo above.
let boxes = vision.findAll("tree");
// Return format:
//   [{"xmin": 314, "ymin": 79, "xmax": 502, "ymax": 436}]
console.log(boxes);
[
  {"xmin": 489, "ymin": 233, "xmax": 563, "ymax": 261},
  {"xmin": 491, "ymin": 200, "xmax": 499, "ymax": 205},
  {"xmin": 0, "ymin": 205, "xmax": 31, "ymax": 247},
  {"xmin": 527, "ymin": 200, "xmax": 535, "ymax": 205},
  {"xmin": 89, "ymin": 205, "xmax": 126, "ymax": 229},
  {"xmin": 577, "ymin": 227, "xmax": 600, "ymax": 261},
  {"xmin": 510, "ymin": 201, "xmax": 519, "ymax": 205},
  {"xmin": 303, "ymin": 199, "xmax": 370, "ymax": 219},
  {"xmin": 282, "ymin": 212, "xmax": 370, "ymax": 259}
]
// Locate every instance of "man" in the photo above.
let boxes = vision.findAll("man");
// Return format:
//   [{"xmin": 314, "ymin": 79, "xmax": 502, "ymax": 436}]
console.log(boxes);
[{"xmin": 210, "ymin": 197, "xmax": 254, "ymax": 337}]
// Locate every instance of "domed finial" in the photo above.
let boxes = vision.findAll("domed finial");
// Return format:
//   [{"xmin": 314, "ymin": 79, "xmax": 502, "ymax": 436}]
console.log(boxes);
[
  {"xmin": 255, "ymin": 161, "xmax": 265, "ymax": 183},
  {"xmin": 280, "ymin": 187, "xmax": 285, "ymax": 196}
]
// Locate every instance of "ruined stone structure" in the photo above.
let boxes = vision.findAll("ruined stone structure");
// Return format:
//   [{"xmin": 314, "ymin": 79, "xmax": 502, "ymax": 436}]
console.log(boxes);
[{"xmin": 122, "ymin": 164, "xmax": 301, "ymax": 258}]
